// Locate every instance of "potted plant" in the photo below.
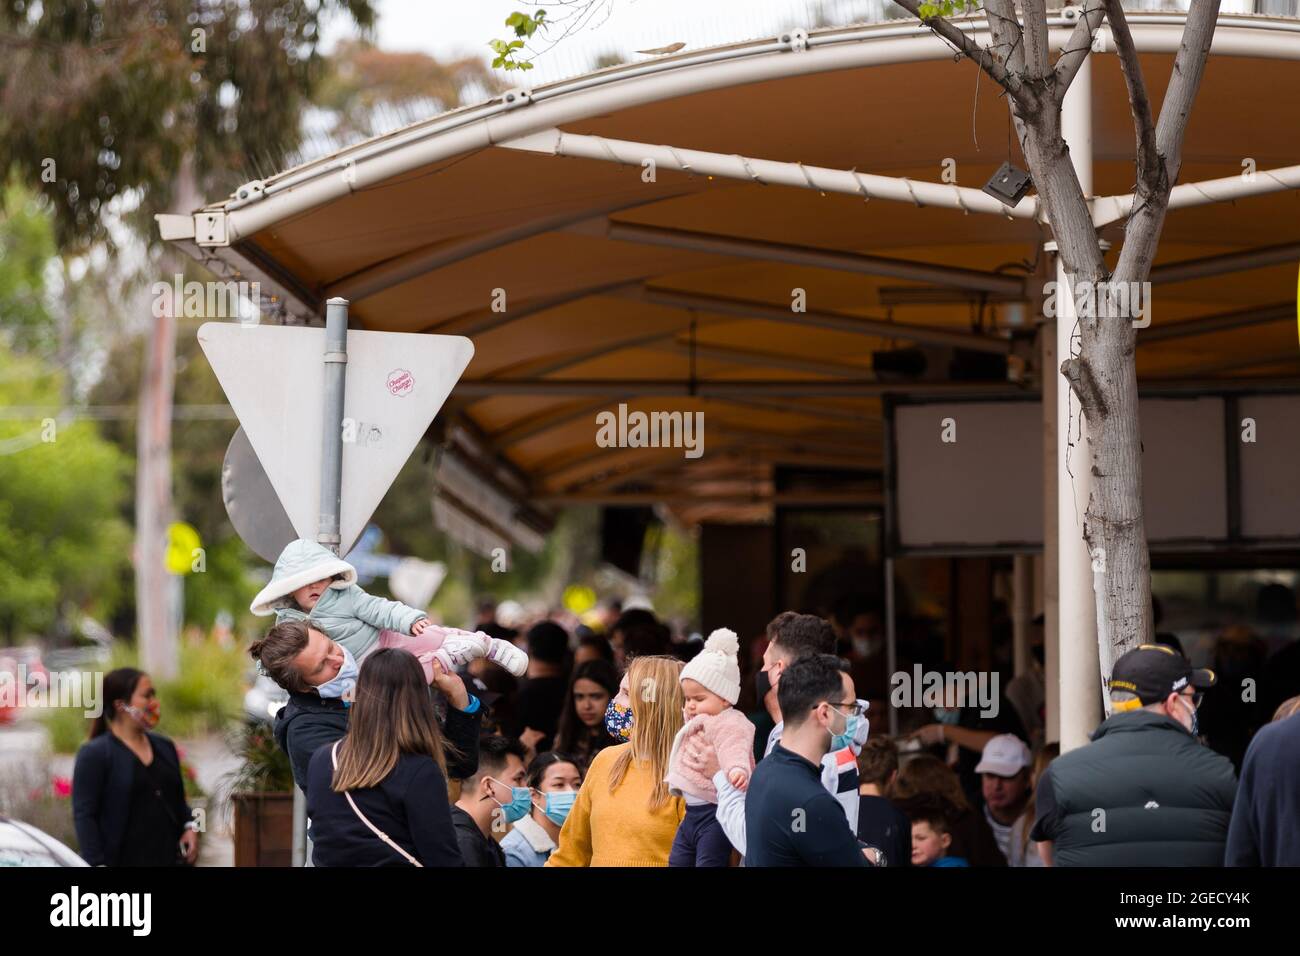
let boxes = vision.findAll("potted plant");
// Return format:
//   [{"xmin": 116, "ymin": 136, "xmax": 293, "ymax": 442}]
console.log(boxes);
[{"xmin": 220, "ymin": 721, "xmax": 295, "ymax": 867}]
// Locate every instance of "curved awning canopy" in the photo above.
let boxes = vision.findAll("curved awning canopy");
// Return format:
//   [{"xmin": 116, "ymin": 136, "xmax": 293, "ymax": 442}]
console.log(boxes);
[{"xmin": 160, "ymin": 12, "xmax": 1300, "ymax": 526}]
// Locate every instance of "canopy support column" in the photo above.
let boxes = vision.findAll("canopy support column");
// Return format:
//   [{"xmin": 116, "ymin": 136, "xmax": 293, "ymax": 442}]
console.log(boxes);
[{"xmin": 1054, "ymin": 55, "xmax": 1103, "ymax": 753}]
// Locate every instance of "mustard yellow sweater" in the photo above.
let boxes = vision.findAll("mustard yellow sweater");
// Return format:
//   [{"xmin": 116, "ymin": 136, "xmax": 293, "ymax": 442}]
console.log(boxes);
[{"xmin": 545, "ymin": 743, "xmax": 685, "ymax": 867}]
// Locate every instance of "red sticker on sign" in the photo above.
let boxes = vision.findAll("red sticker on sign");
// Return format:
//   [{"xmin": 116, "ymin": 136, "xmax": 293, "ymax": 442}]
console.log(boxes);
[{"xmin": 386, "ymin": 369, "xmax": 414, "ymax": 396}]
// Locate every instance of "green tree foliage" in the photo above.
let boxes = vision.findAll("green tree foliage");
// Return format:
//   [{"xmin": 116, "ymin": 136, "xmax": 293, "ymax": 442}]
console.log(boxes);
[
  {"xmin": 0, "ymin": 0, "xmax": 377, "ymax": 248},
  {"xmin": 0, "ymin": 180, "xmax": 58, "ymax": 355},
  {"xmin": 0, "ymin": 345, "xmax": 131, "ymax": 641},
  {"xmin": 491, "ymin": 10, "xmax": 548, "ymax": 71},
  {"xmin": 917, "ymin": 0, "xmax": 982, "ymax": 17}
]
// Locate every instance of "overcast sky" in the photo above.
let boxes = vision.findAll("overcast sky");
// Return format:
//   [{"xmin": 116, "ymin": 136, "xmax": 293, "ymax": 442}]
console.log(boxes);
[{"xmin": 321, "ymin": 0, "xmax": 884, "ymax": 84}]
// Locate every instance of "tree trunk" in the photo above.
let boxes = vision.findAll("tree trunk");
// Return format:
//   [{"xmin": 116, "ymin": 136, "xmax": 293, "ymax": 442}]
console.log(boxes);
[
  {"xmin": 1012, "ymin": 85, "xmax": 1152, "ymax": 675},
  {"xmin": 135, "ymin": 155, "xmax": 199, "ymax": 679}
]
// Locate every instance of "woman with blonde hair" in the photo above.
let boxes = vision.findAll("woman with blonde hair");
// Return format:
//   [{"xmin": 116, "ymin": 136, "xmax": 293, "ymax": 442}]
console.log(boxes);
[{"xmin": 547, "ymin": 655, "xmax": 686, "ymax": 866}]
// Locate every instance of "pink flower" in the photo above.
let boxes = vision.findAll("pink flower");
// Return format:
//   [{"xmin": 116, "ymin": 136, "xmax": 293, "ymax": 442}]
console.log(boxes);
[{"xmin": 52, "ymin": 777, "xmax": 72, "ymax": 798}]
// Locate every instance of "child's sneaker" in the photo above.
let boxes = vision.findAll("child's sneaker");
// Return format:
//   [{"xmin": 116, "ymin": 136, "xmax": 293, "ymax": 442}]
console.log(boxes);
[
  {"xmin": 486, "ymin": 638, "xmax": 529, "ymax": 677},
  {"xmin": 436, "ymin": 632, "xmax": 492, "ymax": 670}
]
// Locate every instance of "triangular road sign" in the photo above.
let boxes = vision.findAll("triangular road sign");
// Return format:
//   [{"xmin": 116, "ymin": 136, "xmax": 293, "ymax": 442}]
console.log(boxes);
[{"xmin": 199, "ymin": 322, "xmax": 474, "ymax": 556}]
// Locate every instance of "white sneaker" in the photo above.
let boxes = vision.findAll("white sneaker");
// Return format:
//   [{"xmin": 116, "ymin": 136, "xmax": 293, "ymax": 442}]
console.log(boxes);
[
  {"xmin": 487, "ymin": 638, "xmax": 529, "ymax": 677},
  {"xmin": 438, "ymin": 632, "xmax": 492, "ymax": 668}
]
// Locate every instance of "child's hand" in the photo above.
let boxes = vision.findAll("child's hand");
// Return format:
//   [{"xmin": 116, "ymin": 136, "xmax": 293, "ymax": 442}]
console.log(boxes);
[
  {"xmin": 727, "ymin": 767, "xmax": 749, "ymax": 791},
  {"xmin": 411, "ymin": 617, "xmax": 430, "ymax": 636}
]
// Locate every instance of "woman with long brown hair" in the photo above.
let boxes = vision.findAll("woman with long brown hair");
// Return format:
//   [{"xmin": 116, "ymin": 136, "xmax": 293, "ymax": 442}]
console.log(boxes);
[
  {"xmin": 553, "ymin": 659, "xmax": 620, "ymax": 766},
  {"xmin": 546, "ymin": 655, "xmax": 686, "ymax": 866},
  {"xmin": 305, "ymin": 648, "xmax": 463, "ymax": 866}
]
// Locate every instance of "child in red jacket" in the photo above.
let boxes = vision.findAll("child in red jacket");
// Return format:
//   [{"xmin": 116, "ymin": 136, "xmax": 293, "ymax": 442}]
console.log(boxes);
[{"xmin": 665, "ymin": 628, "xmax": 755, "ymax": 866}]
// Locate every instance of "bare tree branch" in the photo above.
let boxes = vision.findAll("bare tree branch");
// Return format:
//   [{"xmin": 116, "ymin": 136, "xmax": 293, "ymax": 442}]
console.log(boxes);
[
  {"xmin": 1061, "ymin": 355, "xmax": 1108, "ymax": 420},
  {"xmin": 1103, "ymin": 1, "xmax": 1160, "ymax": 202},
  {"xmin": 1154, "ymin": 0, "xmax": 1221, "ymax": 185},
  {"xmin": 983, "ymin": 0, "xmax": 1027, "ymax": 83},
  {"xmin": 1053, "ymin": 1, "xmax": 1107, "ymax": 104},
  {"xmin": 1020, "ymin": 0, "xmax": 1051, "ymax": 80},
  {"xmin": 1112, "ymin": 0, "xmax": 1222, "ymax": 283},
  {"xmin": 892, "ymin": 0, "xmax": 1021, "ymax": 96}
]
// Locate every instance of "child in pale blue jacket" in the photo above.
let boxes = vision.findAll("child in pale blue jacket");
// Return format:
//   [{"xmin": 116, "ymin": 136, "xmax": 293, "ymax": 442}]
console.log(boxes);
[{"xmin": 251, "ymin": 539, "xmax": 526, "ymax": 700}]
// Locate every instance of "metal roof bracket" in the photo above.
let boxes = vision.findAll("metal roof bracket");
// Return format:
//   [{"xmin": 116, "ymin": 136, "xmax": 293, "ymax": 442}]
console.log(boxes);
[
  {"xmin": 781, "ymin": 28, "xmax": 810, "ymax": 53},
  {"xmin": 195, "ymin": 210, "xmax": 228, "ymax": 247}
]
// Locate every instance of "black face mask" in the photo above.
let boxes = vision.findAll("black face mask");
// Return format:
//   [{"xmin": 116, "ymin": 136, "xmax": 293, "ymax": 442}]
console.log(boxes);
[{"xmin": 755, "ymin": 669, "xmax": 772, "ymax": 704}]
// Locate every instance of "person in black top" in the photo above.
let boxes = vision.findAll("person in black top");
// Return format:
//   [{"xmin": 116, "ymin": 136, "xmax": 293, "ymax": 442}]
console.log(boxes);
[
  {"xmin": 252, "ymin": 622, "xmax": 482, "ymax": 792},
  {"xmin": 855, "ymin": 736, "xmax": 911, "ymax": 867},
  {"xmin": 306, "ymin": 649, "xmax": 463, "ymax": 866},
  {"xmin": 515, "ymin": 621, "xmax": 571, "ymax": 753},
  {"xmin": 73, "ymin": 668, "xmax": 197, "ymax": 866},
  {"xmin": 745, "ymin": 654, "xmax": 870, "ymax": 867},
  {"xmin": 553, "ymin": 660, "xmax": 619, "ymax": 768},
  {"xmin": 450, "ymin": 735, "xmax": 527, "ymax": 867}
]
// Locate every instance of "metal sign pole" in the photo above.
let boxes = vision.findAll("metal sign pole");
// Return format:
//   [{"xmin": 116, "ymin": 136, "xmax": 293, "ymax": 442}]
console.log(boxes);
[
  {"xmin": 318, "ymin": 297, "xmax": 350, "ymax": 554},
  {"xmin": 293, "ymin": 296, "xmax": 350, "ymax": 867}
]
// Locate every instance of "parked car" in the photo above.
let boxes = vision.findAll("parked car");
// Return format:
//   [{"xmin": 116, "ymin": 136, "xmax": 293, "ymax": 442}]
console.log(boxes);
[{"xmin": 0, "ymin": 817, "xmax": 87, "ymax": 867}]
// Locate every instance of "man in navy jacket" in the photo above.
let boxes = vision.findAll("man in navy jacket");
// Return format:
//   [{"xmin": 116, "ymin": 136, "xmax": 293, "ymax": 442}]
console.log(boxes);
[
  {"xmin": 745, "ymin": 654, "xmax": 870, "ymax": 867},
  {"xmin": 1225, "ymin": 710, "xmax": 1300, "ymax": 866}
]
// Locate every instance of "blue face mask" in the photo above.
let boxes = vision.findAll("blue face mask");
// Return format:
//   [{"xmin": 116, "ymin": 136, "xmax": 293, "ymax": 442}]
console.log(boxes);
[
  {"xmin": 540, "ymin": 789, "xmax": 577, "ymax": 826},
  {"xmin": 934, "ymin": 706, "xmax": 961, "ymax": 725},
  {"xmin": 490, "ymin": 780, "xmax": 533, "ymax": 824},
  {"xmin": 314, "ymin": 644, "xmax": 359, "ymax": 703},
  {"xmin": 829, "ymin": 707, "xmax": 860, "ymax": 752}
]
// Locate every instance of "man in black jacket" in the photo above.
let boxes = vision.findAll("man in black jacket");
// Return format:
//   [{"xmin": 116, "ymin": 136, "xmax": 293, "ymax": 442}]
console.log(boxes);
[
  {"xmin": 272, "ymin": 656, "xmax": 481, "ymax": 792},
  {"xmin": 450, "ymin": 735, "xmax": 526, "ymax": 867},
  {"xmin": 1225, "ymin": 710, "xmax": 1300, "ymax": 866},
  {"xmin": 1031, "ymin": 645, "xmax": 1236, "ymax": 866},
  {"xmin": 745, "ymin": 654, "xmax": 871, "ymax": 867}
]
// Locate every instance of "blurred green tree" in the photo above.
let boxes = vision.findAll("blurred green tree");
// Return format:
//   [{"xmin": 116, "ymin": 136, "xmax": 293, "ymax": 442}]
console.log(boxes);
[
  {"xmin": 0, "ymin": 0, "xmax": 378, "ymax": 248},
  {"xmin": 0, "ymin": 343, "xmax": 131, "ymax": 642}
]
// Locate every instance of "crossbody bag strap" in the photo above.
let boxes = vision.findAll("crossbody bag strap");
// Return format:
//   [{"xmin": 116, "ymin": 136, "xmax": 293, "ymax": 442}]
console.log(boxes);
[{"xmin": 330, "ymin": 741, "xmax": 423, "ymax": 867}]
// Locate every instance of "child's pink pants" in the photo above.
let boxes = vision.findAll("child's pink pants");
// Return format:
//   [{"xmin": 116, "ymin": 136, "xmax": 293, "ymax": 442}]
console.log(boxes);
[{"xmin": 372, "ymin": 625, "xmax": 480, "ymax": 684}]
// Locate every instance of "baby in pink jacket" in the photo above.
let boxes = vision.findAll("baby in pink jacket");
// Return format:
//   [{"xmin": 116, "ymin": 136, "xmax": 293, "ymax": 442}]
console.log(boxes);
[{"xmin": 665, "ymin": 628, "xmax": 756, "ymax": 866}]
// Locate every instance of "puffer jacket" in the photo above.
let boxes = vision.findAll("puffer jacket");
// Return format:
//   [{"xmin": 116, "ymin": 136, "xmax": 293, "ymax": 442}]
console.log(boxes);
[
  {"xmin": 666, "ymin": 707, "xmax": 756, "ymax": 801},
  {"xmin": 250, "ymin": 539, "xmax": 425, "ymax": 658},
  {"xmin": 1031, "ymin": 710, "xmax": 1237, "ymax": 866}
]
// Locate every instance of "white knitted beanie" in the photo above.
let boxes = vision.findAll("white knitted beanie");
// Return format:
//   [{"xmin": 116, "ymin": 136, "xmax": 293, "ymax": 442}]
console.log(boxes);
[{"xmin": 680, "ymin": 628, "xmax": 742, "ymax": 704}]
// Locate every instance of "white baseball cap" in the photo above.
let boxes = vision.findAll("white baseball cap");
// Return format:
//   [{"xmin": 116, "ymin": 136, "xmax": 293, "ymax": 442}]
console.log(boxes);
[{"xmin": 974, "ymin": 734, "xmax": 1032, "ymax": 776}]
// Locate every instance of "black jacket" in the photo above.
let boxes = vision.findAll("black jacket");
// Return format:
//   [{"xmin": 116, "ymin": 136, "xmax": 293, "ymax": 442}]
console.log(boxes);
[
  {"xmin": 72, "ymin": 731, "xmax": 191, "ymax": 866},
  {"xmin": 857, "ymin": 794, "xmax": 911, "ymax": 867},
  {"xmin": 1225, "ymin": 714, "xmax": 1300, "ymax": 866},
  {"xmin": 449, "ymin": 806, "xmax": 505, "ymax": 867},
  {"xmin": 745, "ymin": 744, "xmax": 869, "ymax": 867},
  {"xmin": 274, "ymin": 690, "xmax": 482, "ymax": 792},
  {"xmin": 306, "ymin": 747, "xmax": 464, "ymax": 867},
  {"xmin": 1031, "ymin": 710, "xmax": 1237, "ymax": 866}
]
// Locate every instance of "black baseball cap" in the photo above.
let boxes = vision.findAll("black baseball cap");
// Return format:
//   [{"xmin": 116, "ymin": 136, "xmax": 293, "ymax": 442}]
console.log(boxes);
[{"xmin": 1109, "ymin": 644, "xmax": 1216, "ymax": 706}]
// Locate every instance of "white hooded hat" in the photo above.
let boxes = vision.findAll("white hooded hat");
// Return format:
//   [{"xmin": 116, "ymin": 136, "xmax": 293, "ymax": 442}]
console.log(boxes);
[{"xmin": 249, "ymin": 539, "xmax": 357, "ymax": 616}]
